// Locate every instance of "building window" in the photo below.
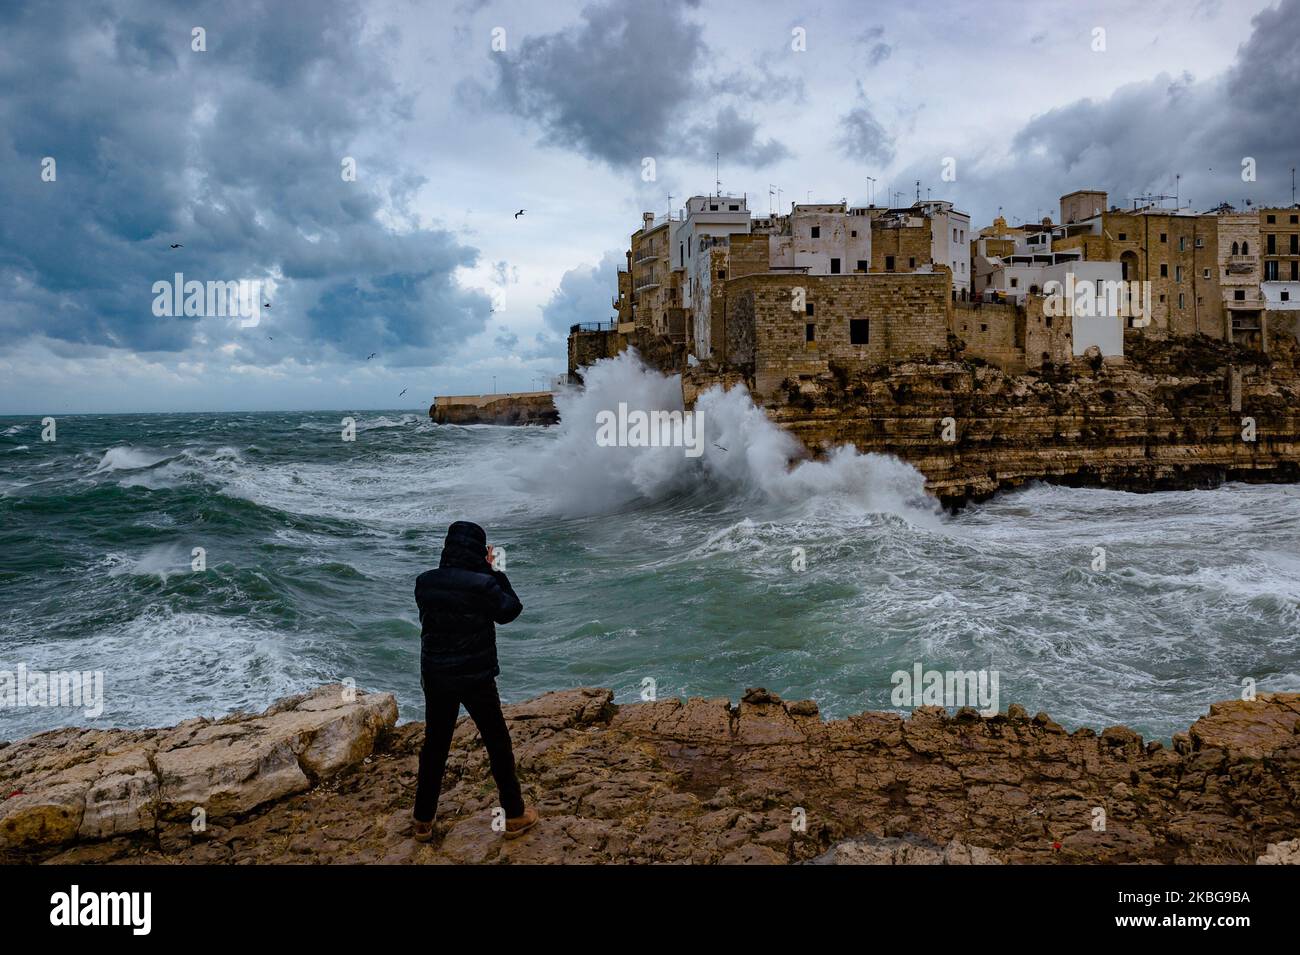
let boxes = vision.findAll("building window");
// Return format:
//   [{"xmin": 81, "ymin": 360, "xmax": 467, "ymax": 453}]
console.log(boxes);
[
  {"xmin": 1178, "ymin": 237, "xmax": 1186, "ymax": 251},
  {"xmin": 1010, "ymin": 277, "xmax": 1019, "ymax": 288},
  {"xmin": 1178, "ymin": 293, "xmax": 1185, "ymax": 308},
  {"xmin": 805, "ymin": 322, "xmax": 816, "ymax": 342},
  {"xmin": 805, "ymin": 303, "xmax": 815, "ymax": 316},
  {"xmin": 1266, "ymin": 261, "xmax": 1278, "ymax": 279},
  {"xmin": 1268, "ymin": 234, "xmax": 1276, "ymax": 254},
  {"xmin": 1197, "ymin": 296, "xmax": 1203, "ymax": 305},
  {"xmin": 810, "ymin": 226, "xmax": 820, "ymax": 238},
  {"xmin": 1159, "ymin": 294, "xmax": 1166, "ymax": 303},
  {"xmin": 1203, "ymin": 269, "xmax": 1210, "ymax": 279},
  {"xmin": 728, "ymin": 204, "xmax": 739, "ymax": 211},
  {"xmin": 830, "ymin": 258, "xmax": 841, "ymax": 274},
  {"xmin": 908, "ymin": 257, "xmax": 916, "ymax": 268},
  {"xmin": 1293, "ymin": 261, "xmax": 1299, "ymax": 281},
  {"xmin": 1291, "ymin": 235, "xmax": 1298, "ymax": 254},
  {"xmin": 1291, "ymin": 215, "xmax": 1298, "ymax": 224},
  {"xmin": 1045, "ymin": 315, "xmax": 1053, "ymax": 328},
  {"xmin": 1242, "ymin": 241, "xmax": 1249, "ymax": 254},
  {"xmin": 1283, "ymin": 291, "xmax": 1292, "ymax": 301},
  {"xmin": 1160, "ymin": 263, "xmax": 1168, "ymax": 277},
  {"xmin": 1234, "ymin": 290, "xmax": 1246, "ymax": 301},
  {"xmin": 1195, "ymin": 237, "xmax": 1204, "ymax": 248},
  {"xmin": 1160, "ymin": 233, "xmax": 1167, "ymax": 243},
  {"xmin": 1118, "ymin": 232, "xmax": 1127, "ymax": 241},
  {"xmin": 1175, "ymin": 266, "xmax": 1183, "ymax": 282},
  {"xmin": 980, "ymin": 323, "xmax": 988, "ymax": 332},
  {"xmin": 1267, "ymin": 214, "xmax": 1276, "ymax": 223},
  {"xmin": 717, "ymin": 270, "xmax": 726, "ymax": 279},
  {"xmin": 885, "ymin": 255, "xmax": 895, "ymax": 271},
  {"xmin": 850, "ymin": 230, "xmax": 857, "ymax": 238},
  {"xmin": 849, "ymin": 318, "xmax": 869, "ymax": 344},
  {"xmin": 953, "ymin": 228, "xmax": 958, "ymax": 242},
  {"xmin": 1232, "ymin": 241, "xmax": 1239, "ymax": 254},
  {"xmin": 856, "ymin": 259, "xmax": 868, "ymax": 272}
]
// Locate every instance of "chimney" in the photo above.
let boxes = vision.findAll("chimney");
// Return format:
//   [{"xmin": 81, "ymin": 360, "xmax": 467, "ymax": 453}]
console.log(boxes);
[{"xmin": 642, "ymin": 212, "xmax": 655, "ymax": 230}]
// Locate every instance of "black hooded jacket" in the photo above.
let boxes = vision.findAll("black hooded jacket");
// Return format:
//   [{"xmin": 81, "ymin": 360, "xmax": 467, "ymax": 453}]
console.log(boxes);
[{"xmin": 415, "ymin": 521, "xmax": 522, "ymax": 685}]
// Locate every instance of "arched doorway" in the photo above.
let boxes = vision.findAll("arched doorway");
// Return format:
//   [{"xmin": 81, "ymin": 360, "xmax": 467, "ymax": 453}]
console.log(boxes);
[{"xmin": 1120, "ymin": 250, "xmax": 1139, "ymax": 281}]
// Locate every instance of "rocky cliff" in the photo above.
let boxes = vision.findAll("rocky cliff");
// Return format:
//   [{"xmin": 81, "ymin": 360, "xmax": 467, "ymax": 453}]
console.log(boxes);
[
  {"xmin": 683, "ymin": 331, "xmax": 1300, "ymax": 508},
  {"xmin": 3, "ymin": 685, "xmax": 1297, "ymax": 865}
]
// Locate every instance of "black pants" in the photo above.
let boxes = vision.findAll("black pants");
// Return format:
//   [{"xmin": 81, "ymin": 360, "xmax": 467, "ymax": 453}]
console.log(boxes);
[{"xmin": 413, "ymin": 675, "xmax": 525, "ymax": 823}]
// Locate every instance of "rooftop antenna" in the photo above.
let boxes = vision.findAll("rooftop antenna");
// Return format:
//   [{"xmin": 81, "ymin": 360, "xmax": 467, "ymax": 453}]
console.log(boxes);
[
  {"xmin": 768, "ymin": 184, "xmax": 776, "ymax": 216},
  {"xmin": 915, "ymin": 179, "xmax": 921, "ymax": 202},
  {"xmin": 866, "ymin": 176, "xmax": 876, "ymax": 205},
  {"xmin": 715, "ymin": 152, "xmax": 721, "ymax": 198},
  {"xmin": 926, "ymin": 186, "xmax": 931, "ymax": 201},
  {"xmin": 667, "ymin": 193, "xmax": 673, "ymax": 219},
  {"xmin": 1292, "ymin": 166, "xmax": 1296, "ymax": 205},
  {"xmin": 1175, "ymin": 173, "xmax": 1181, "ymax": 209}
]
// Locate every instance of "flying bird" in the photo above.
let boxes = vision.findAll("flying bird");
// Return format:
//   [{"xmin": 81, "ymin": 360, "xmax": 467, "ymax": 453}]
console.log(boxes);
[
  {"xmin": 263, "ymin": 303, "xmax": 271, "ymax": 308},
  {"xmin": 514, "ymin": 209, "xmax": 526, "ymax": 219},
  {"xmin": 366, "ymin": 353, "xmax": 377, "ymax": 360},
  {"xmin": 714, "ymin": 444, "xmax": 727, "ymax": 452},
  {"xmin": 399, "ymin": 388, "xmax": 408, "ymax": 397},
  {"xmin": 169, "ymin": 243, "xmax": 182, "ymax": 249}
]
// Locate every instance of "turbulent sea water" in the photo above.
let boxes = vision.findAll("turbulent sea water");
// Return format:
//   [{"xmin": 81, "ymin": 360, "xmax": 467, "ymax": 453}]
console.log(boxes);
[{"xmin": 2, "ymin": 352, "xmax": 1299, "ymax": 742}]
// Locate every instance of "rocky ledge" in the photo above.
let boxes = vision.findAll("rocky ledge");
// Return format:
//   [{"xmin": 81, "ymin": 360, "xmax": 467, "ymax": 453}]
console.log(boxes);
[{"xmin": 2, "ymin": 685, "xmax": 1298, "ymax": 864}]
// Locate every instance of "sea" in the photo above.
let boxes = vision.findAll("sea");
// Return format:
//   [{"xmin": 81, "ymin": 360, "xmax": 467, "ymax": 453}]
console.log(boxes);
[{"xmin": 3, "ymin": 351, "xmax": 1299, "ymax": 741}]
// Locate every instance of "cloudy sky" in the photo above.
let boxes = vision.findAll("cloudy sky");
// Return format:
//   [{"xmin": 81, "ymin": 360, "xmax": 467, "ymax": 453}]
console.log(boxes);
[{"xmin": 1, "ymin": 0, "xmax": 1297, "ymax": 413}]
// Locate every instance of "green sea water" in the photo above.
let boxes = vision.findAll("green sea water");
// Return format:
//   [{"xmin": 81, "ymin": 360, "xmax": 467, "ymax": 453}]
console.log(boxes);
[{"xmin": 2, "ymin": 353, "xmax": 1299, "ymax": 741}]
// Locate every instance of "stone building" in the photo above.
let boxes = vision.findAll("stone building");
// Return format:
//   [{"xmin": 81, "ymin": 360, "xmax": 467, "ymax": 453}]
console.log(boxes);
[
  {"xmin": 1050, "ymin": 192, "xmax": 1224, "ymax": 339},
  {"xmin": 720, "ymin": 271, "xmax": 951, "ymax": 402},
  {"xmin": 1216, "ymin": 208, "xmax": 1265, "ymax": 348},
  {"xmin": 629, "ymin": 212, "xmax": 683, "ymax": 340}
]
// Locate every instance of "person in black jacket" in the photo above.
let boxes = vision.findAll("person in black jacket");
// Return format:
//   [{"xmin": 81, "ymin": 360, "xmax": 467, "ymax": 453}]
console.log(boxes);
[{"xmin": 411, "ymin": 520, "xmax": 538, "ymax": 841}]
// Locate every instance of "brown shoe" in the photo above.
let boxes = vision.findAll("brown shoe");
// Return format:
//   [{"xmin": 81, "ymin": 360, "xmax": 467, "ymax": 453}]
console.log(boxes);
[
  {"xmin": 413, "ymin": 817, "xmax": 435, "ymax": 843},
  {"xmin": 503, "ymin": 806, "xmax": 539, "ymax": 839}
]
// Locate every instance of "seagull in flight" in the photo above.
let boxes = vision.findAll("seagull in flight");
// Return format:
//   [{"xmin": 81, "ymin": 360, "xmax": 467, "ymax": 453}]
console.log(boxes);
[
  {"xmin": 514, "ymin": 209, "xmax": 526, "ymax": 219},
  {"xmin": 169, "ymin": 243, "xmax": 182, "ymax": 249},
  {"xmin": 366, "ymin": 352, "xmax": 377, "ymax": 360},
  {"xmin": 398, "ymin": 388, "xmax": 408, "ymax": 397},
  {"xmin": 714, "ymin": 444, "xmax": 727, "ymax": 452}
]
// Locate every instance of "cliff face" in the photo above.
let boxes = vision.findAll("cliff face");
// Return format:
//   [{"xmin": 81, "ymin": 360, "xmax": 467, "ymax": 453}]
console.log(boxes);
[
  {"xmin": 683, "ymin": 331, "xmax": 1300, "ymax": 508},
  {"xmin": 429, "ymin": 394, "xmax": 558, "ymax": 426},
  {"xmin": 3, "ymin": 686, "xmax": 1298, "ymax": 865}
]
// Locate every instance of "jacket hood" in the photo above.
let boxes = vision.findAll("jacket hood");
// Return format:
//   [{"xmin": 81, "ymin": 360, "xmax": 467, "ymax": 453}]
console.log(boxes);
[{"xmin": 439, "ymin": 520, "xmax": 491, "ymax": 572}]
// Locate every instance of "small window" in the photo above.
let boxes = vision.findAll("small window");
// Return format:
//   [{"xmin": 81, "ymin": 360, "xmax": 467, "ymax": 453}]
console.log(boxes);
[
  {"xmin": 1283, "ymin": 290, "xmax": 1291, "ymax": 301},
  {"xmin": 810, "ymin": 226, "xmax": 820, "ymax": 238},
  {"xmin": 953, "ymin": 228, "xmax": 958, "ymax": 242},
  {"xmin": 856, "ymin": 259, "xmax": 868, "ymax": 272},
  {"xmin": 1178, "ymin": 237, "xmax": 1186, "ymax": 251},
  {"xmin": 1203, "ymin": 268, "xmax": 1210, "ymax": 279},
  {"xmin": 1291, "ymin": 215, "xmax": 1298, "ymax": 224},
  {"xmin": 805, "ymin": 322, "xmax": 816, "ymax": 342},
  {"xmin": 1118, "ymin": 232, "xmax": 1127, "ymax": 241},
  {"xmin": 1234, "ymin": 290, "xmax": 1246, "ymax": 301},
  {"xmin": 908, "ymin": 257, "xmax": 916, "ymax": 268},
  {"xmin": 1160, "ymin": 264, "xmax": 1168, "ymax": 277},
  {"xmin": 728, "ymin": 204, "xmax": 738, "ymax": 211},
  {"xmin": 980, "ymin": 323, "xmax": 988, "ymax": 332},
  {"xmin": 1159, "ymin": 233, "xmax": 1167, "ymax": 243},
  {"xmin": 1197, "ymin": 296, "xmax": 1203, "ymax": 305},
  {"xmin": 850, "ymin": 230, "xmax": 857, "ymax": 238},
  {"xmin": 1195, "ymin": 237, "xmax": 1204, "ymax": 248},
  {"xmin": 805, "ymin": 303, "xmax": 815, "ymax": 316},
  {"xmin": 830, "ymin": 258, "xmax": 841, "ymax": 274},
  {"xmin": 1178, "ymin": 293, "xmax": 1185, "ymax": 308},
  {"xmin": 709, "ymin": 204, "xmax": 718, "ymax": 211},
  {"xmin": 885, "ymin": 255, "xmax": 895, "ymax": 271},
  {"xmin": 1267, "ymin": 214, "xmax": 1276, "ymax": 223},
  {"xmin": 1175, "ymin": 266, "xmax": 1183, "ymax": 282},
  {"xmin": 717, "ymin": 270, "xmax": 726, "ymax": 279},
  {"xmin": 1242, "ymin": 241, "xmax": 1249, "ymax": 254},
  {"xmin": 1010, "ymin": 277, "xmax": 1019, "ymax": 288},
  {"xmin": 1159, "ymin": 294, "xmax": 1166, "ymax": 303},
  {"xmin": 849, "ymin": 318, "xmax": 869, "ymax": 344},
  {"xmin": 1232, "ymin": 241, "xmax": 1239, "ymax": 255},
  {"xmin": 1045, "ymin": 315, "xmax": 1053, "ymax": 328}
]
